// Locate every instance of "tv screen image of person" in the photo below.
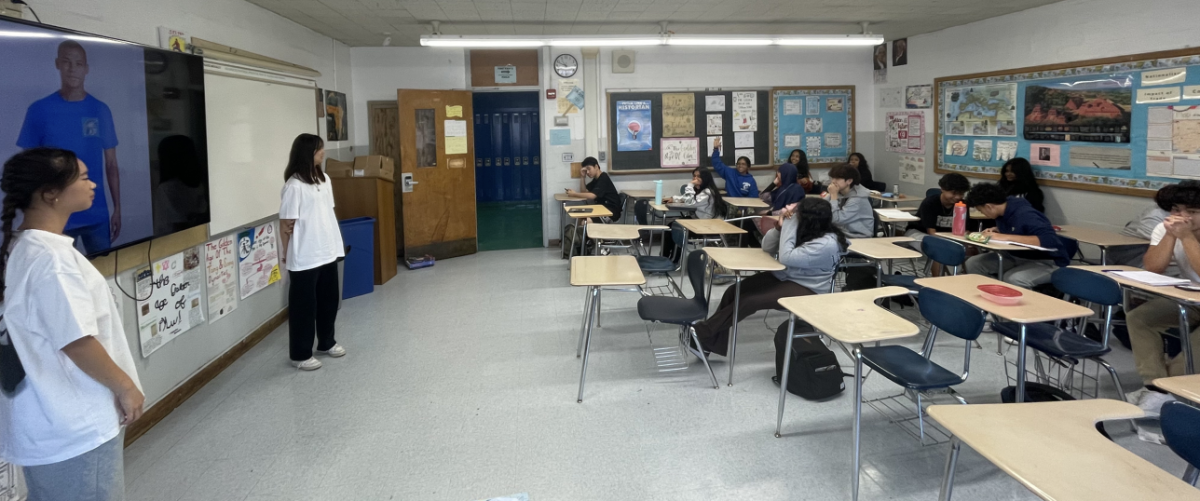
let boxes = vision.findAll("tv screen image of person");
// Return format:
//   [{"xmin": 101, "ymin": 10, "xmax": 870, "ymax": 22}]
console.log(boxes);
[{"xmin": 0, "ymin": 18, "xmax": 209, "ymax": 257}]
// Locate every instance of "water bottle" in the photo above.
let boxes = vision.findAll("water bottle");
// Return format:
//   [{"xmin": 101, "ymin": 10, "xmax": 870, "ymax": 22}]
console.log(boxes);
[
  {"xmin": 952, "ymin": 201, "xmax": 968, "ymax": 236},
  {"xmin": 654, "ymin": 180, "xmax": 663, "ymax": 205},
  {"xmin": 893, "ymin": 184, "xmax": 900, "ymax": 199}
]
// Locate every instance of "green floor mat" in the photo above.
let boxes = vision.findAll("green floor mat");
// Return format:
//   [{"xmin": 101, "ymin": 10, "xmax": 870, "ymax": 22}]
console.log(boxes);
[{"xmin": 477, "ymin": 201, "xmax": 543, "ymax": 251}]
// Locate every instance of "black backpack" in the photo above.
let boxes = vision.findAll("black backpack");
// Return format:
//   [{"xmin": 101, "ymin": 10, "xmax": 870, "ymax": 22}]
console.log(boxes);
[
  {"xmin": 775, "ymin": 322, "xmax": 846, "ymax": 400},
  {"xmin": 0, "ymin": 314, "xmax": 25, "ymax": 395}
]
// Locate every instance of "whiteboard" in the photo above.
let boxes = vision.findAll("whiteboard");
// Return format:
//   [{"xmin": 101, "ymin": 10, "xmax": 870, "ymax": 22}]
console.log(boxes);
[{"xmin": 204, "ymin": 63, "xmax": 317, "ymax": 235}]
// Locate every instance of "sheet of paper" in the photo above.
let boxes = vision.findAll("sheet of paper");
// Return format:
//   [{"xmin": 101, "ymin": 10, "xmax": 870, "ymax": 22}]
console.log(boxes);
[
  {"xmin": 445, "ymin": 136, "xmax": 468, "ymax": 155},
  {"xmin": 1069, "ymin": 146, "xmax": 1131, "ymax": 169},
  {"xmin": 783, "ymin": 98, "xmax": 802, "ymax": 116},
  {"xmin": 988, "ymin": 240, "xmax": 1054, "ymax": 252},
  {"xmin": 879, "ymin": 87, "xmax": 903, "ymax": 108},
  {"xmin": 705, "ymin": 95, "xmax": 725, "ymax": 112},
  {"xmin": 707, "ymin": 136, "xmax": 722, "ymax": 155},
  {"xmin": 444, "ymin": 119, "xmax": 467, "ymax": 137},
  {"xmin": 824, "ymin": 133, "xmax": 842, "ymax": 148},
  {"xmin": 734, "ymin": 131, "xmax": 754, "ymax": 148},
  {"xmin": 1137, "ymin": 87, "xmax": 1182, "ymax": 104},
  {"xmin": 1142, "ymin": 67, "xmax": 1186, "ymax": 87},
  {"xmin": 1186, "ymin": 85, "xmax": 1200, "ymax": 100},
  {"xmin": 1110, "ymin": 271, "xmax": 1190, "ymax": 286},
  {"xmin": 876, "ymin": 208, "xmax": 917, "ymax": 220},
  {"xmin": 661, "ymin": 92, "xmax": 695, "ymax": 137},
  {"xmin": 557, "ymin": 79, "xmax": 579, "ymax": 114},
  {"xmin": 660, "ymin": 138, "xmax": 700, "ymax": 168},
  {"xmin": 549, "ymin": 128, "xmax": 571, "ymax": 146},
  {"xmin": 946, "ymin": 139, "xmax": 968, "ymax": 157},
  {"xmin": 205, "ymin": 235, "xmax": 238, "ymax": 324},
  {"xmin": 825, "ymin": 97, "xmax": 844, "ymax": 113},
  {"xmin": 136, "ymin": 247, "xmax": 205, "ymax": 357},
  {"xmin": 706, "ymin": 114, "xmax": 722, "ymax": 135},
  {"xmin": 445, "ymin": 105, "xmax": 463, "ymax": 118},
  {"xmin": 972, "ymin": 139, "xmax": 993, "ymax": 162},
  {"xmin": 805, "ymin": 96, "xmax": 820, "ymax": 115},
  {"xmin": 734, "ymin": 148, "xmax": 755, "ymax": 165},
  {"xmin": 898, "ymin": 155, "xmax": 925, "ymax": 184},
  {"xmin": 804, "ymin": 118, "xmax": 822, "ymax": 133},
  {"xmin": 1029, "ymin": 143, "xmax": 1061, "ymax": 167},
  {"xmin": 238, "ymin": 222, "xmax": 280, "ymax": 300},
  {"xmin": 732, "ymin": 91, "xmax": 757, "ymax": 131},
  {"xmin": 805, "ymin": 136, "xmax": 822, "ymax": 157},
  {"xmin": 784, "ymin": 134, "xmax": 801, "ymax": 147}
]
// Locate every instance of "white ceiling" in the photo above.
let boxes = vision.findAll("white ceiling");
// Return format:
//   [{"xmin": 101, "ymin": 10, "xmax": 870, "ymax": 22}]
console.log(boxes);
[{"xmin": 246, "ymin": 0, "xmax": 1063, "ymax": 47}]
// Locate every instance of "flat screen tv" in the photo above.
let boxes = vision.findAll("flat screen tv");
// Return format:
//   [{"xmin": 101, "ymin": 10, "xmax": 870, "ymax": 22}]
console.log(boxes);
[{"xmin": 0, "ymin": 17, "xmax": 209, "ymax": 257}]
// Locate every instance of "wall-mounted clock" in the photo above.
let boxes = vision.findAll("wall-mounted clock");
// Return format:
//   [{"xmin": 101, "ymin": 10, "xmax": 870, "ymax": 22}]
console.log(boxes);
[{"xmin": 554, "ymin": 53, "xmax": 578, "ymax": 78}]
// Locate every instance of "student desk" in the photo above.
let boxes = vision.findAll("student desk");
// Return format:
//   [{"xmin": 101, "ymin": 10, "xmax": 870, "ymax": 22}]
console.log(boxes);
[
  {"xmin": 566, "ymin": 205, "xmax": 613, "ymax": 259},
  {"xmin": 586, "ymin": 223, "xmax": 668, "ymax": 257},
  {"xmin": 570, "ymin": 256, "xmax": 646, "ymax": 403},
  {"xmin": 929, "ymin": 399, "xmax": 1200, "ymax": 501},
  {"xmin": 874, "ymin": 209, "xmax": 919, "ymax": 237},
  {"xmin": 1155, "ymin": 375, "xmax": 1200, "ymax": 404},
  {"xmin": 869, "ymin": 192, "xmax": 921, "ymax": 207},
  {"xmin": 555, "ymin": 192, "xmax": 589, "ymax": 252},
  {"xmin": 723, "ymin": 197, "xmax": 769, "ymax": 245},
  {"xmin": 621, "ymin": 189, "xmax": 658, "ymax": 222},
  {"xmin": 847, "ymin": 237, "xmax": 923, "ymax": 287},
  {"xmin": 776, "ymin": 287, "xmax": 919, "ymax": 501},
  {"xmin": 703, "ymin": 247, "xmax": 785, "ymax": 386},
  {"xmin": 675, "ymin": 218, "xmax": 747, "ymax": 281},
  {"xmin": 933, "ymin": 232, "xmax": 1029, "ymax": 279},
  {"xmin": 1075, "ymin": 265, "xmax": 1199, "ymax": 374},
  {"xmin": 914, "ymin": 274, "xmax": 1093, "ymax": 402},
  {"xmin": 1057, "ymin": 225, "xmax": 1148, "ymax": 265}
]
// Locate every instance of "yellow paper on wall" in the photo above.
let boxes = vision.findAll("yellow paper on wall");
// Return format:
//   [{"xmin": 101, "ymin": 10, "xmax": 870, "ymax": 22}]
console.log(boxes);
[
  {"xmin": 445, "ymin": 136, "xmax": 468, "ymax": 155},
  {"xmin": 446, "ymin": 105, "xmax": 463, "ymax": 118}
]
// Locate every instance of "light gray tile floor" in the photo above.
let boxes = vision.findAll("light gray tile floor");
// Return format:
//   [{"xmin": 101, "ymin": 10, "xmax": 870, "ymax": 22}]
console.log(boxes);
[{"xmin": 124, "ymin": 248, "xmax": 1190, "ymax": 500}]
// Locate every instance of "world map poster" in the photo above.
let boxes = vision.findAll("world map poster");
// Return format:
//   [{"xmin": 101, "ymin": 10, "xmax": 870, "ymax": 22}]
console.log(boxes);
[{"xmin": 943, "ymin": 83, "xmax": 1017, "ymax": 137}]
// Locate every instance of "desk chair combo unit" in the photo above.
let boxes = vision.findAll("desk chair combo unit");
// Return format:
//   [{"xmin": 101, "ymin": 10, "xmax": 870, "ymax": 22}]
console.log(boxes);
[
  {"xmin": 635, "ymin": 250, "xmax": 720, "ymax": 388},
  {"xmin": 571, "ymin": 255, "xmax": 646, "ymax": 403}
]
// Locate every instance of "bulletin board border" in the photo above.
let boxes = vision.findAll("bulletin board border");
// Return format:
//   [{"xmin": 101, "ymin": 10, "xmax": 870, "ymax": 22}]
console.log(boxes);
[
  {"xmin": 770, "ymin": 86, "xmax": 857, "ymax": 169},
  {"xmin": 934, "ymin": 46, "xmax": 1200, "ymax": 198}
]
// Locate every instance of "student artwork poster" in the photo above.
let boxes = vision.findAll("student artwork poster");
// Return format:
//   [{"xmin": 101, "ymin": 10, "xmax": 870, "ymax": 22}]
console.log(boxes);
[
  {"xmin": 0, "ymin": 21, "xmax": 154, "ymax": 253},
  {"xmin": 135, "ymin": 246, "xmax": 205, "ymax": 357},
  {"xmin": 205, "ymin": 234, "xmax": 238, "ymax": 323},
  {"xmin": 238, "ymin": 222, "xmax": 282, "ymax": 299},
  {"xmin": 616, "ymin": 100, "xmax": 652, "ymax": 151}
]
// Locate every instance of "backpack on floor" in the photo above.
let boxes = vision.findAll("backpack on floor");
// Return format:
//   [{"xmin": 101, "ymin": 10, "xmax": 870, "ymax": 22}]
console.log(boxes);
[{"xmin": 775, "ymin": 322, "xmax": 846, "ymax": 400}]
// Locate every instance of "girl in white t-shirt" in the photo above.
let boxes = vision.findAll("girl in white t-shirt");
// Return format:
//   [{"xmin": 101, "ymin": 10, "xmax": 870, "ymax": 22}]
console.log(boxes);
[
  {"xmin": 279, "ymin": 134, "xmax": 346, "ymax": 371},
  {"xmin": 0, "ymin": 148, "xmax": 144, "ymax": 501}
]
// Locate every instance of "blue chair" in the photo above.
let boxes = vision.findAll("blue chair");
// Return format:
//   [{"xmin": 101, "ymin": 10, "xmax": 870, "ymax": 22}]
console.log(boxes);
[
  {"xmin": 991, "ymin": 267, "xmax": 1129, "ymax": 403},
  {"xmin": 851, "ymin": 287, "xmax": 986, "ymax": 500},
  {"xmin": 880, "ymin": 235, "xmax": 968, "ymax": 292},
  {"xmin": 925, "ymin": 187, "xmax": 940, "ymax": 198},
  {"xmin": 1162, "ymin": 400, "xmax": 1200, "ymax": 485},
  {"xmin": 635, "ymin": 250, "xmax": 720, "ymax": 389}
]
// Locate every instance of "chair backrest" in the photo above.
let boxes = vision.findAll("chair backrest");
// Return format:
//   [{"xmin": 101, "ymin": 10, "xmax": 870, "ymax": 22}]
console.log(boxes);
[
  {"xmin": 1162, "ymin": 401, "xmax": 1200, "ymax": 470},
  {"xmin": 922, "ymin": 236, "xmax": 967, "ymax": 268},
  {"xmin": 634, "ymin": 199, "xmax": 650, "ymax": 225},
  {"xmin": 925, "ymin": 187, "xmax": 941, "ymax": 198},
  {"xmin": 918, "ymin": 287, "xmax": 987, "ymax": 341},
  {"xmin": 686, "ymin": 250, "xmax": 709, "ymax": 305},
  {"xmin": 1051, "ymin": 267, "xmax": 1122, "ymax": 306},
  {"xmin": 618, "ymin": 193, "xmax": 629, "ymax": 215},
  {"xmin": 679, "ymin": 183, "xmax": 688, "ymax": 195}
]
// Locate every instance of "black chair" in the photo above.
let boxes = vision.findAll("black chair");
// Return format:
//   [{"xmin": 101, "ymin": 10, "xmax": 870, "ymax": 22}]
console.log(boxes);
[
  {"xmin": 633, "ymin": 199, "xmax": 683, "ymax": 296},
  {"xmin": 636, "ymin": 250, "xmax": 720, "ymax": 388}
]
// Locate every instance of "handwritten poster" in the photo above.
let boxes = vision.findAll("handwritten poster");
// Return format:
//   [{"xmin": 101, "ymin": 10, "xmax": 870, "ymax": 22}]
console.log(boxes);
[
  {"xmin": 732, "ymin": 91, "xmax": 757, "ymax": 131},
  {"xmin": 238, "ymin": 221, "xmax": 282, "ymax": 300},
  {"xmin": 135, "ymin": 247, "xmax": 205, "ymax": 357},
  {"xmin": 805, "ymin": 96, "xmax": 820, "ymax": 115},
  {"xmin": 557, "ymin": 79, "xmax": 579, "ymax": 114},
  {"xmin": 783, "ymin": 98, "xmax": 802, "ymax": 116},
  {"xmin": 886, "ymin": 111, "xmax": 925, "ymax": 154},
  {"xmin": 705, "ymin": 95, "xmax": 725, "ymax": 112},
  {"xmin": 706, "ymin": 114, "xmax": 722, "ymax": 135},
  {"xmin": 662, "ymin": 93, "xmax": 695, "ymax": 137},
  {"xmin": 660, "ymin": 137, "xmax": 700, "ymax": 168},
  {"xmin": 615, "ymin": 100, "xmax": 652, "ymax": 152},
  {"xmin": 898, "ymin": 155, "xmax": 925, "ymax": 184},
  {"xmin": 205, "ymin": 235, "xmax": 238, "ymax": 323}
]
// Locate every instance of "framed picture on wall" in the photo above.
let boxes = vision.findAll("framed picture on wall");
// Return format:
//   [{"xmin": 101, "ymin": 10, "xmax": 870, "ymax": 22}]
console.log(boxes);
[
  {"xmin": 316, "ymin": 88, "xmax": 325, "ymax": 118},
  {"xmin": 325, "ymin": 90, "xmax": 348, "ymax": 141}
]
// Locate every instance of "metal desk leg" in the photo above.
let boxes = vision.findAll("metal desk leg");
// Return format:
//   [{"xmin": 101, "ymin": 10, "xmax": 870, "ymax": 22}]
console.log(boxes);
[
  {"xmin": 680, "ymin": 227, "xmax": 692, "ymax": 284},
  {"xmin": 577, "ymin": 285, "xmax": 594, "ymax": 358},
  {"xmin": 1016, "ymin": 323, "xmax": 1028, "ymax": 402},
  {"xmin": 996, "ymin": 252, "xmax": 1006, "ymax": 281},
  {"xmin": 852, "ymin": 345, "xmax": 864, "ymax": 501},
  {"xmin": 938, "ymin": 438, "xmax": 963, "ymax": 501},
  {"xmin": 578, "ymin": 219, "xmax": 588, "ymax": 258},
  {"xmin": 577, "ymin": 286, "xmax": 600, "ymax": 403},
  {"xmin": 559, "ymin": 202, "xmax": 567, "ymax": 254},
  {"xmin": 1180, "ymin": 305, "xmax": 1195, "ymax": 374},
  {"xmin": 1100, "ymin": 246, "xmax": 1108, "ymax": 266},
  {"xmin": 727, "ymin": 274, "xmax": 743, "ymax": 386},
  {"xmin": 875, "ymin": 261, "xmax": 883, "ymax": 289},
  {"xmin": 775, "ymin": 314, "xmax": 797, "ymax": 438}
]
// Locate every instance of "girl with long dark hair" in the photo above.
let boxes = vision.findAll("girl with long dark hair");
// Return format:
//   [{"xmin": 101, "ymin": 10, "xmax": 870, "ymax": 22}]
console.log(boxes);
[
  {"xmin": 787, "ymin": 149, "xmax": 820, "ymax": 194},
  {"xmin": 0, "ymin": 148, "xmax": 143, "ymax": 500},
  {"xmin": 279, "ymin": 133, "xmax": 346, "ymax": 371},
  {"xmin": 663, "ymin": 167, "xmax": 723, "ymax": 219},
  {"xmin": 999, "ymin": 157, "xmax": 1045, "ymax": 213},
  {"xmin": 848, "ymin": 152, "xmax": 886, "ymax": 192}
]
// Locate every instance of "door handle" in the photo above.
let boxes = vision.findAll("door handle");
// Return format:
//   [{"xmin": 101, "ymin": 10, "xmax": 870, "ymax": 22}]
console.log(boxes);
[{"xmin": 401, "ymin": 173, "xmax": 417, "ymax": 193}]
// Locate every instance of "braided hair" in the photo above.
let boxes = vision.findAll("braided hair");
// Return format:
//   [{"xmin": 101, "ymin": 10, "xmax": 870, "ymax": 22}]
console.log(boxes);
[{"xmin": 1, "ymin": 148, "xmax": 81, "ymax": 302}]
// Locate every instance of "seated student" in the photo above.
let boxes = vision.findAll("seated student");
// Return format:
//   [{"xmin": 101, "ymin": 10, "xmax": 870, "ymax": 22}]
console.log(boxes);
[
  {"xmin": 693, "ymin": 197, "xmax": 847, "ymax": 366},
  {"xmin": 565, "ymin": 156, "xmax": 622, "ymax": 220},
  {"xmin": 1107, "ymin": 204, "xmax": 1169, "ymax": 268},
  {"xmin": 849, "ymin": 152, "xmax": 886, "ymax": 192},
  {"xmin": 999, "ymin": 157, "xmax": 1046, "ymax": 213},
  {"xmin": 963, "ymin": 182, "xmax": 1075, "ymax": 288},
  {"xmin": 905, "ymin": 173, "xmax": 971, "ymax": 275},
  {"xmin": 1126, "ymin": 181, "xmax": 1200, "ymax": 411},
  {"xmin": 823, "ymin": 164, "xmax": 875, "ymax": 238},
  {"xmin": 710, "ymin": 137, "xmax": 757, "ymax": 198},
  {"xmin": 787, "ymin": 149, "xmax": 822, "ymax": 194},
  {"xmin": 660, "ymin": 167, "xmax": 723, "ymax": 261}
]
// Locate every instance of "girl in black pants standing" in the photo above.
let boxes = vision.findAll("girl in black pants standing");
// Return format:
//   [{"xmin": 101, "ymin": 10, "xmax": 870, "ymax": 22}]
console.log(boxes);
[{"xmin": 279, "ymin": 134, "xmax": 346, "ymax": 371}]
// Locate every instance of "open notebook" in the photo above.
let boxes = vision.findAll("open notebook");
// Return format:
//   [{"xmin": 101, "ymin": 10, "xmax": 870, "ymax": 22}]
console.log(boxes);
[{"xmin": 1108, "ymin": 270, "xmax": 1191, "ymax": 287}]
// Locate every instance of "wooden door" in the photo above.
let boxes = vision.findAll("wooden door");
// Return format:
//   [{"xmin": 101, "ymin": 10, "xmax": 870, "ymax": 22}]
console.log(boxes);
[
  {"xmin": 397, "ymin": 89, "xmax": 477, "ymax": 259},
  {"xmin": 368, "ymin": 101, "xmax": 404, "ymax": 256}
]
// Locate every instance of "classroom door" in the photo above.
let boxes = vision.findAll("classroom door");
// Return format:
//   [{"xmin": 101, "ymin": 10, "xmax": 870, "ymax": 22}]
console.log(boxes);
[
  {"xmin": 397, "ymin": 89, "xmax": 477, "ymax": 260},
  {"xmin": 367, "ymin": 100, "xmax": 404, "ymax": 255}
]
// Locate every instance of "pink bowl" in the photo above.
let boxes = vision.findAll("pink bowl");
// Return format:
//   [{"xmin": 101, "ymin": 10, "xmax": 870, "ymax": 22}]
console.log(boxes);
[{"xmin": 978, "ymin": 284, "xmax": 1022, "ymax": 306}]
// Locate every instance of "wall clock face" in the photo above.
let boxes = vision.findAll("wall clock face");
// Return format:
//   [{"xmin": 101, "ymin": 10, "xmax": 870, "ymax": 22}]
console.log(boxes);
[{"xmin": 554, "ymin": 54, "xmax": 578, "ymax": 78}]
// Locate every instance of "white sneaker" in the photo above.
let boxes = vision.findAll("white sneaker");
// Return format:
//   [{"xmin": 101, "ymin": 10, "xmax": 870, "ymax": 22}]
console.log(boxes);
[
  {"xmin": 317, "ymin": 344, "xmax": 346, "ymax": 358},
  {"xmin": 291, "ymin": 357, "xmax": 322, "ymax": 371},
  {"xmin": 1129, "ymin": 388, "xmax": 1176, "ymax": 418}
]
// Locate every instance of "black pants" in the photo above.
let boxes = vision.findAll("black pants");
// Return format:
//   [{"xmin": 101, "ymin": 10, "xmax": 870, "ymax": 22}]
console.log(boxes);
[
  {"xmin": 694, "ymin": 272, "xmax": 815, "ymax": 356},
  {"xmin": 288, "ymin": 261, "xmax": 340, "ymax": 361}
]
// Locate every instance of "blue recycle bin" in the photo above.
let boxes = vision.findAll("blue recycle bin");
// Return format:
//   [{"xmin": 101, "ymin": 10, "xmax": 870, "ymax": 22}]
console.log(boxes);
[{"xmin": 338, "ymin": 217, "xmax": 375, "ymax": 299}]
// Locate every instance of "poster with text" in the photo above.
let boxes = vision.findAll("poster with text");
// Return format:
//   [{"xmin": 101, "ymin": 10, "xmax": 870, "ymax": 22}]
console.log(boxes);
[
  {"xmin": 615, "ymin": 100, "xmax": 653, "ymax": 151},
  {"xmin": 899, "ymin": 155, "xmax": 925, "ymax": 184},
  {"xmin": 732, "ymin": 91, "xmax": 757, "ymax": 132},
  {"xmin": 205, "ymin": 235, "xmax": 238, "ymax": 323},
  {"xmin": 135, "ymin": 246, "xmax": 205, "ymax": 357},
  {"xmin": 238, "ymin": 221, "xmax": 282, "ymax": 300},
  {"xmin": 886, "ymin": 111, "xmax": 925, "ymax": 154},
  {"xmin": 661, "ymin": 93, "xmax": 695, "ymax": 137}
]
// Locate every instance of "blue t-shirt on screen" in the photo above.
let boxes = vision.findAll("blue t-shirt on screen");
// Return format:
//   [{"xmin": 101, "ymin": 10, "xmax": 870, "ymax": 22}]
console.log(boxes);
[{"xmin": 17, "ymin": 92, "xmax": 117, "ymax": 230}]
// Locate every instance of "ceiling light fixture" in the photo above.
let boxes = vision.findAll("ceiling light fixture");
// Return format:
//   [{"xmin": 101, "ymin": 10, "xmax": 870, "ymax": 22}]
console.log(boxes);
[
  {"xmin": 549, "ymin": 37, "xmax": 663, "ymax": 47},
  {"xmin": 667, "ymin": 37, "xmax": 774, "ymax": 46},
  {"xmin": 420, "ymin": 34, "xmax": 883, "ymax": 48}
]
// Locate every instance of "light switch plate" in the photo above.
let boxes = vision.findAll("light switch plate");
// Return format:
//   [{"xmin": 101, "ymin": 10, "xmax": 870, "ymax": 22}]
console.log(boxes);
[
  {"xmin": 599, "ymin": 152, "xmax": 606, "ymax": 162},
  {"xmin": 562, "ymin": 153, "xmax": 574, "ymax": 163}
]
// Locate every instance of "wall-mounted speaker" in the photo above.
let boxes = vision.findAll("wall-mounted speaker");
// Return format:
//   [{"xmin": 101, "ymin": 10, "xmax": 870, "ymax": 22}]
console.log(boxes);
[{"xmin": 612, "ymin": 50, "xmax": 636, "ymax": 74}]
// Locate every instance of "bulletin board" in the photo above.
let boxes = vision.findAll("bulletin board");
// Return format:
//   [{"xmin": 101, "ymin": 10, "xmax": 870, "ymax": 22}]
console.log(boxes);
[
  {"xmin": 935, "ymin": 47, "xmax": 1200, "ymax": 197},
  {"xmin": 771, "ymin": 86, "xmax": 857, "ymax": 168},
  {"xmin": 606, "ymin": 90, "xmax": 772, "ymax": 175}
]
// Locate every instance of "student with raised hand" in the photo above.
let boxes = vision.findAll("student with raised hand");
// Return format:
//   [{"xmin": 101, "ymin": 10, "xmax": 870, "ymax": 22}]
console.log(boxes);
[
  {"xmin": 848, "ymin": 152, "xmax": 886, "ymax": 192},
  {"xmin": 999, "ymin": 157, "xmax": 1045, "ymax": 213},
  {"xmin": 280, "ymin": 133, "xmax": 346, "ymax": 371},
  {"xmin": 565, "ymin": 156, "xmax": 622, "ymax": 220},
  {"xmin": 0, "ymin": 148, "xmax": 143, "ymax": 501},
  {"xmin": 823, "ymin": 164, "xmax": 875, "ymax": 238},
  {"xmin": 710, "ymin": 137, "xmax": 757, "ymax": 198},
  {"xmin": 963, "ymin": 182, "xmax": 1075, "ymax": 288}
]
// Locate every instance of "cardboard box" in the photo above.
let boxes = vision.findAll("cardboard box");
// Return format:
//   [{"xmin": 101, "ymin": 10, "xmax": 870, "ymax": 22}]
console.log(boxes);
[{"xmin": 326, "ymin": 155, "xmax": 395, "ymax": 182}]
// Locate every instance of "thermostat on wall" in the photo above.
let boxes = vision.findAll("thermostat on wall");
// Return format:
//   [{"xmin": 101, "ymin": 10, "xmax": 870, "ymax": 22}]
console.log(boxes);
[
  {"xmin": 563, "ymin": 153, "xmax": 574, "ymax": 162},
  {"xmin": 554, "ymin": 116, "xmax": 569, "ymax": 126},
  {"xmin": 599, "ymin": 152, "xmax": 606, "ymax": 162}
]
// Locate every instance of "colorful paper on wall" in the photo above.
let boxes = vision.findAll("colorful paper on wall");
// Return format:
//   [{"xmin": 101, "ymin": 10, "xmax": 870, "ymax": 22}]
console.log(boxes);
[
  {"xmin": 906, "ymin": 85, "xmax": 932, "ymax": 109},
  {"xmin": 732, "ymin": 91, "xmax": 757, "ymax": 131},
  {"xmin": 205, "ymin": 235, "xmax": 238, "ymax": 324},
  {"xmin": 898, "ymin": 155, "xmax": 925, "ymax": 184},
  {"xmin": 972, "ymin": 140, "xmax": 994, "ymax": 162},
  {"xmin": 238, "ymin": 222, "xmax": 281, "ymax": 300},
  {"xmin": 660, "ymin": 138, "xmax": 700, "ymax": 168},
  {"xmin": 805, "ymin": 96, "xmax": 820, "ymax": 115},
  {"xmin": 886, "ymin": 111, "xmax": 925, "ymax": 154},
  {"xmin": 706, "ymin": 114, "xmax": 723, "ymax": 135},
  {"xmin": 615, "ymin": 100, "xmax": 653, "ymax": 152},
  {"xmin": 136, "ymin": 247, "xmax": 205, "ymax": 357},
  {"xmin": 549, "ymin": 128, "xmax": 571, "ymax": 146},
  {"xmin": 445, "ymin": 136, "xmax": 468, "ymax": 155},
  {"xmin": 1030, "ymin": 143, "xmax": 1062, "ymax": 167},
  {"xmin": 557, "ymin": 79, "xmax": 580, "ymax": 114},
  {"xmin": 445, "ymin": 105, "xmax": 463, "ymax": 118},
  {"xmin": 996, "ymin": 141, "xmax": 1019, "ymax": 162}
]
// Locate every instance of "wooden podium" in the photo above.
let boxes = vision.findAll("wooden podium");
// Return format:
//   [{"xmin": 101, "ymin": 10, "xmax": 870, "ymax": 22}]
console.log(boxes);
[{"xmin": 327, "ymin": 156, "xmax": 397, "ymax": 285}]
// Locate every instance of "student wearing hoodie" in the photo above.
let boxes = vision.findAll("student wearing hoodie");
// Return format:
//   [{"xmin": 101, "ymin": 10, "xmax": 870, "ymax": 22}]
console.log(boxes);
[
  {"xmin": 964, "ymin": 182, "xmax": 1076, "ymax": 288},
  {"xmin": 659, "ymin": 168, "xmax": 724, "ymax": 261},
  {"xmin": 709, "ymin": 138, "xmax": 757, "ymax": 198},
  {"xmin": 824, "ymin": 164, "xmax": 875, "ymax": 238},
  {"xmin": 692, "ymin": 197, "xmax": 847, "ymax": 366}
]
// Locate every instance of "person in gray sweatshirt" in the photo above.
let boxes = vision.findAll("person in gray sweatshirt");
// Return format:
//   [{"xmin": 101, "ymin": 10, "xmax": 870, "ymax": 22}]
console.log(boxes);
[
  {"xmin": 693, "ymin": 198, "xmax": 848, "ymax": 359},
  {"xmin": 824, "ymin": 163, "xmax": 875, "ymax": 238}
]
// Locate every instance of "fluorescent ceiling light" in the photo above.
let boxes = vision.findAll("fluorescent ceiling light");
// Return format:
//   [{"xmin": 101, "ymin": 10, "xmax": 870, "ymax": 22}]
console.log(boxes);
[
  {"xmin": 419, "ymin": 34, "xmax": 884, "ymax": 48},
  {"xmin": 421, "ymin": 36, "xmax": 544, "ymax": 48},
  {"xmin": 549, "ymin": 38, "xmax": 662, "ymax": 47},
  {"xmin": 0, "ymin": 30, "xmax": 56, "ymax": 38},
  {"xmin": 776, "ymin": 35, "xmax": 883, "ymax": 46},
  {"xmin": 668, "ymin": 38, "xmax": 773, "ymax": 46}
]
